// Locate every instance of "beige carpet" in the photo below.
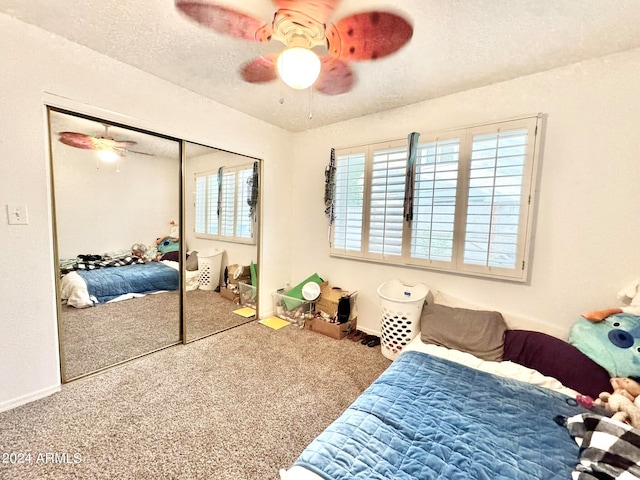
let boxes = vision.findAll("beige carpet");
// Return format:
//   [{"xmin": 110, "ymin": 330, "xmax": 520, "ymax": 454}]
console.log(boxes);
[
  {"xmin": 1, "ymin": 320, "xmax": 390, "ymax": 479},
  {"xmin": 59, "ymin": 289, "xmax": 253, "ymax": 381}
]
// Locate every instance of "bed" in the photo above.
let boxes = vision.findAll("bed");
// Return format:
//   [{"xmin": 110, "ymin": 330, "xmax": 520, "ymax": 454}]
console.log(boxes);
[
  {"xmin": 60, "ymin": 259, "xmax": 180, "ymax": 308},
  {"xmin": 280, "ymin": 294, "xmax": 636, "ymax": 480}
]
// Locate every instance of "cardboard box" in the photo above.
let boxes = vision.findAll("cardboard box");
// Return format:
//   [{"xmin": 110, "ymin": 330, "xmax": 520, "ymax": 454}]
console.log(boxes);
[
  {"xmin": 220, "ymin": 286, "xmax": 239, "ymax": 302},
  {"xmin": 310, "ymin": 317, "xmax": 357, "ymax": 340},
  {"xmin": 226, "ymin": 264, "xmax": 251, "ymax": 286},
  {"xmin": 316, "ymin": 284, "xmax": 357, "ymax": 321}
]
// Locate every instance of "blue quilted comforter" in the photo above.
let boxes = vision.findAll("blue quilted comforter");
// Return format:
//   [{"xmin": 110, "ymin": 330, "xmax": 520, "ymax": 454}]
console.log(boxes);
[
  {"xmin": 294, "ymin": 350, "xmax": 585, "ymax": 479},
  {"xmin": 76, "ymin": 262, "xmax": 179, "ymax": 304}
]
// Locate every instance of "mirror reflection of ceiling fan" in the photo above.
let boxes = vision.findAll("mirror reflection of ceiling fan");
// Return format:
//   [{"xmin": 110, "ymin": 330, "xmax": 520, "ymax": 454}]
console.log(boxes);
[
  {"xmin": 58, "ymin": 125, "xmax": 152, "ymax": 172},
  {"xmin": 175, "ymin": 0, "xmax": 413, "ymax": 95}
]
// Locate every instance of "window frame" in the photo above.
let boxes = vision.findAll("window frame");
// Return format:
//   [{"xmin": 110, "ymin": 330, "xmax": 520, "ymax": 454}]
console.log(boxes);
[
  {"xmin": 329, "ymin": 115, "xmax": 542, "ymax": 282},
  {"xmin": 194, "ymin": 163, "xmax": 257, "ymax": 245}
]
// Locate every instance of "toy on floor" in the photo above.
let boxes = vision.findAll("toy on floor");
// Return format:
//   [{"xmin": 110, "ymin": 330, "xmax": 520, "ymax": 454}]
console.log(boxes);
[{"xmin": 594, "ymin": 377, "xmax": 640, "ymax": 428}]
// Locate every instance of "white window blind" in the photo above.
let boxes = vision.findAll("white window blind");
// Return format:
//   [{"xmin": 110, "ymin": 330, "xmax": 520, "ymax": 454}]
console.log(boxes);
[
  {"xmin": 462, "ymin": 126, "xmax": 530, "ymax": 272},
  {"xmin": 206, "ymin": 172, "xmax": 219, "ymax": 235},
  {"xmin": 369, "ymin": 143, "xmax": 407, "ymax": 258},
  {"xmin": 194, "ymin": 164, "xmax": 255, "ymax": 244},
  {"xmin": 410, "ymin": 138, "xmax": 460, "ymax": 263},
  {"xmin": 236, "ymin": 168, "xmax": 253, "ymax": 238},
  {"xmin": 195, "ymin": 175, "xmax": 207, "ymax": 234},
  {"xmin": 329, "ymin": 115, "xmax": 540, "ymax": 281},
  {"xmin": 220, "ymin": 170, "xmax": 236, "ymax": 237},
  {"xmin": 332, "ymin": 151, "xmax": 365, "ymax": 253}
]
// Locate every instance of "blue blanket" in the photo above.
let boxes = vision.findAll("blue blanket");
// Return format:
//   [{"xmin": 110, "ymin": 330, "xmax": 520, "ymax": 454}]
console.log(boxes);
[
  {"xmin": 294, "ymin": 350, "xmax": 585, "ymax": 479},
  {"xmin": 76, "ymin": 262, "xmax": 179, "ymax": 304}
]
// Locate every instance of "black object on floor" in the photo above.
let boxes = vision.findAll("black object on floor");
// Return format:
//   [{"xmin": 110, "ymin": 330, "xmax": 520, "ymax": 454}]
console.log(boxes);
[
  {"xmin": 366, "ymin": 337, "xmax": 381, "ymax": 348},
  {"xmin": 361, "ymin": 334, "xmax": 376, "ymax": 345},
  {"xmin": 337, "ymin": 296, "xmax": 351, "ymax": 324}
]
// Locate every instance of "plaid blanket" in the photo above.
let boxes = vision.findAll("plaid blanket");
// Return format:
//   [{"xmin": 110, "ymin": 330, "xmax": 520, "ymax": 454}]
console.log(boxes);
[
  {"xmin": 565, "ymin": 413, "xmax": 640, "ymax": 479},
  {"xmin": 60, "ymin": 255, "xmax": 144, "ymax": 275}
]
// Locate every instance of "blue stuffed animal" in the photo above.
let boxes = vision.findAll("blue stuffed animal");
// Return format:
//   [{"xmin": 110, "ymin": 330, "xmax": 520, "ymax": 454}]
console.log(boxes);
[
  {"xmin": 570, "ymin": 313, "xmax": 640, "ymax": 378},
  {"xmin": 156, "ymin": 236, "xmax": 179, "ymax": 254},
  {"xmin": 153, "ymin": 236, "xmax": 179, "ymax": 262}
]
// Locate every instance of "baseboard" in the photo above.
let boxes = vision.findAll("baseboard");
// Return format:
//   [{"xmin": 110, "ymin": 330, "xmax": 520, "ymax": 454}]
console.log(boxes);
[{"xmin": 0, "ymin": 384, "xmax": 61, "ymax": 413}]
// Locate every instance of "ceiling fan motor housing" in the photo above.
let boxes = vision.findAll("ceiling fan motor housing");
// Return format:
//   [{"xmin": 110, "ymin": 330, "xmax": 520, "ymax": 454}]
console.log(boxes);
[{"xmin": 272, "ymin": 10, "xmax": 326, "ymax": 48}]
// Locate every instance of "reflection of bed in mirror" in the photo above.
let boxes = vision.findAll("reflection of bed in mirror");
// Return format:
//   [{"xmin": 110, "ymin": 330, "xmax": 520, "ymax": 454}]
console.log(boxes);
[
  {"xmin": 60, "ymin": 257, "xmax": 180, "ymax": 308},
  {"xmin": 50, "ymin": 107, "xmax": 183, "ymax": 382}
]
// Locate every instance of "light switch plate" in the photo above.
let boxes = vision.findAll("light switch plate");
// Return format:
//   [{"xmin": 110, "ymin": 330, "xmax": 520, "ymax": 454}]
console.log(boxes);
[{"xmin": 7, "ymin": 204, "xmax": 28, "ymax": 225}]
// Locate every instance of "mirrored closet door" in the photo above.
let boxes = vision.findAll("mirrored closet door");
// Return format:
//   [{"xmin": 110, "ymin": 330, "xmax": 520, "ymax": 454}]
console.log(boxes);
[
  {"xmin": 183, "ymin": 142, "xmax": 260, "ymax": 342},
  {"xmin": 49, "ymin": 108, "xmax": 182, "ymax": 382}
]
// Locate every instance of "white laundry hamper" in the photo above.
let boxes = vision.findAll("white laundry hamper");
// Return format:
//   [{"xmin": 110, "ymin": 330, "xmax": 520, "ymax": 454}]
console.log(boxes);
[
  {"xmin": 197, "ymin": 249, "xmax": 223, "ymax": 291},
  {"xmin": 377, "ymin": 279, "xmax": 429, "ymax": 360}
]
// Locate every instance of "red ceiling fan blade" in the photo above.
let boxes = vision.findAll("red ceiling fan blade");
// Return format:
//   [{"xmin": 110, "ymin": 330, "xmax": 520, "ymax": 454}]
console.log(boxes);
[
  {"xmin": 175, "ymin": 1, "xmax": 272, "ymax": 42},
  {"xmin": 58, "ymin": 132, "xmax": 96, "ymax": 149},
  {"xmin": 314, "ymin": 57, "xmax": 354, "ymax": 95},
  {"xmin": 327, "ymin": 11, "xmax": 413, "ymax": 62},
  {"xmin": 240, "ymin": 54, "xmax": 279, "ymax": 83},
  {"xmin": 59, "ymin": 132, "xmax": 137, "ymax": 151},
  {"xmin": 272, "ymin": 0, "xmax": 339, "ymax": 23}
]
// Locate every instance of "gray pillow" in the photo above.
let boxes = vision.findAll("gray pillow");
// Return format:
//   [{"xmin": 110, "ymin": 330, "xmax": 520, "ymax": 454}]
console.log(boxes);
[
  {"xmin": 420, "ymin": 304, "xmax": 507, "ymax": 361},
  {"xmin": 186, "ymin": 251, "xmax": 198, "ymax": 271}
]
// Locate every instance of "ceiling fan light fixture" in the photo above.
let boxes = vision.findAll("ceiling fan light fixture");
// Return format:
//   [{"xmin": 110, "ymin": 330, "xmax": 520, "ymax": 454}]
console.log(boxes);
[
  {"xmin": 277, "ymin": 46, "xmax": 321, "ymax": 90},
  {"xmin": 97, "ymin": 148, "xmax": 119, "ymax": 162}
]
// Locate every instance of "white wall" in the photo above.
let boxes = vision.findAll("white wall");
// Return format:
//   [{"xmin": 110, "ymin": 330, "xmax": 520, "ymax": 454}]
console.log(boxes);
[
  {"xmin": 53, "ymin": 141, "xmax": 180, "ymax": 259},
  {"xmin": 0, "ymin": 14, "xmax": 293, "ymax": 411},
  {"xmin": 289, "ymin": 48, "xmax": 640, "ymax": 339}
]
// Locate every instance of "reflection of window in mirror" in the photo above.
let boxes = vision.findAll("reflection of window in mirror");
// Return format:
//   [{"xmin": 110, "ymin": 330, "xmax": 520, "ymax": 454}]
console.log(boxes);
[{"xmin": 194, "ymin": 162, "xmax": 258, "ymax": 244}]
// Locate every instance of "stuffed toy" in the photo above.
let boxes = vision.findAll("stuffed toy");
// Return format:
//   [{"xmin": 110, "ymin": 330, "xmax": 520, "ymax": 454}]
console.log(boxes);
[
  {"xmin": 569, "ymin": 279, "xmax": 640, "ymax": 378},
  {"xmin": 154, "ymin": 221, "xmax": 180, "ymax": 261},
  {"xmin": 595, "ymin": 377, "xmax": 640, "ymax": 428},
  {"xmin": 131, "ymin": 243, "xmax": 147, "ymax": 259},
  {"xmin": 570, "ymin": 313, "xmax": 640, "ymax": 377},
  {"xmin": 156, "ymin": 236, "xmax": 179, "ymax": 253}
]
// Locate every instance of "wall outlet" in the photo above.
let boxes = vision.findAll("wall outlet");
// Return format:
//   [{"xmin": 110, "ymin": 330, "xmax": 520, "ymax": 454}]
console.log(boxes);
[{"xmin": 7, "ymin": 204, "xmax": 29, "ymax": 225}]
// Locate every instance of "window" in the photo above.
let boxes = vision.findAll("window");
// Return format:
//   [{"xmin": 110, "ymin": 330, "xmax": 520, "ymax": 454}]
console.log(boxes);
[
  {"xmin": 194, "ymin": 163, "xmax": 256, "ymax": 244},
  {"xmin": 329, "ymin": 116, "xmax": 541, "ymax": 281}
]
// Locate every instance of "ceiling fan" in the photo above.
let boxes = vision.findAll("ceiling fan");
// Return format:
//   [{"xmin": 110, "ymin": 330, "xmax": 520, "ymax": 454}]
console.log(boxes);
[
  {"xmin": 58, "ymin": 125, "xmax": 151, "ymax": 172},
  {"xmin": 175, "ymin": 0, "xmax": 413, "ymax": 95}
]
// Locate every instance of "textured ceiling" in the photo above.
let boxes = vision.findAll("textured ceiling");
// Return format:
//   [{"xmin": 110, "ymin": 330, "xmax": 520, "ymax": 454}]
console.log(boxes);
[{"xmin": 3, "ymin": 0, "xmax": 640, "ymax": 132}]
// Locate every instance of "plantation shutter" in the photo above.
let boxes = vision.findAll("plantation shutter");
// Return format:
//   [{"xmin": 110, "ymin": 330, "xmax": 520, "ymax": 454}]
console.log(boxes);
[
  {"xmin": 220, "ymin": 170, "xmax": 236, "ymax": 237},
  {"xmin": 236, "ymin": 167, "xmax": 253, "ymax": 239},
  {"xmin": 206, "ymin": 173, "xmax": 219, "ymax": 235},
  {"xmin": 368, "ymin": 143, "xmax": 407, "ymax": 258},
  {"xmin": 332, "ymin": 151, "xmax": 366, "ymax": 254},
  {"xmin": 328, "ymin": 116, "xmax": 539, "ymax": 281},
  {"xmin": 462, "ymin": 119, "xmax": 535, "ymax": 274},
  {"xmin": 410, "ymin": 137, "xmax": 460, "ymax": 263},
  {"xmin": 194, "ymin": 175, "xmax": 207, "ymax": 234}
]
